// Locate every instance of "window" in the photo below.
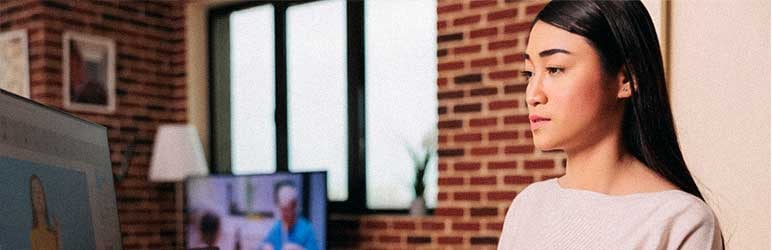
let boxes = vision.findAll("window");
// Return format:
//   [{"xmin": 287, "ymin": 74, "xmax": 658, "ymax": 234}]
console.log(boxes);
[
  {"xmin": 209, "ymin": 0, "xmax": 437, "ymax": 212},
  {"xmin": 365, "ymin": 0, "xmax": 438, "ymax": 209}
]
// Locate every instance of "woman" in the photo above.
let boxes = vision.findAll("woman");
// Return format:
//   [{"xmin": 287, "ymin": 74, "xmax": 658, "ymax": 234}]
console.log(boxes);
[{"xmin": 497, "ymin": 1, "xmax": 724, "ymax": 249}]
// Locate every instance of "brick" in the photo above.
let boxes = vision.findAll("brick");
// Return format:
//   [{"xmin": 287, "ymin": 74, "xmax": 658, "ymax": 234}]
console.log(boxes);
[
  {"xmin": 471, "ymin": 146, "xmax": 498, "ymax": 156},
  {"xmin": 453, "ymin": 44, "xmax": 482, "ymax": 54},
  {"xmin": 504, "ymin": 145, "xmax": 534, "ymax": 154},
  {"xmin": 470, "ymin": 117, "xmax": 498, "ymax": 127},
  {"xmin": 453, "ymin": 133, "xmax": 482, "ymax": 142},
  {"xmin": 487, "ymin": 8, "xmax": 517, "ymax": 21},
  {"xmin": 470, "ymin": 207, "xmax": 499, "ymax": 216},
  {"xmin": 378, "ymin": 235, "xmax": 401, "ymax": 243},
  {"xmin": 438, "ymin": 106, "xmax": 448, "ymax": 115},
  {"xmin": 438, "ymin": 90, "xmax": 464, "ymax": 100},
  {"xmin": 488, "ymin": 191, "xmax": 518, "ymax": 201},
  {"xmin": 489, "ymin": 70, "xmax": 519, "ymax": 80},
  {"xmin": 470, "ymin": 87, "xmax": 497, "ymax": 96},
  {"xmin": 438, "ymin": 32, "xmax": 463, "ymax": 43},
  {"xmin": 438, "ymin": 177, "xmax": 464, "ymax": 186},
  {"xmin": 488, "ymin": 160, "xmax": 518, "ymax": 170},
  {"xmin": 393, "ymin": 221, "xmax": 416, "ymax": 230},
  {"xmin": 438, "ymin": 61, "xmax": 464, "ymax": 71},
  {"xmin": 452, "ymin": 222, "xmax": 481, "ymax": 231},
  {"xmin": 407, "ymin": 236, "xmax": 431, "ymax": 244},
  {"xmin": 437, "ymin": 48, "xmax": 448, "ymax": 57},
  {"xmin": 489, "ymin": 100, "xmax": 519, "ymax": 110},
  {"xmin": 454, "ymin": 191, "xmax": 481, "ymax": 201},
  {"xmin": 438, "ymin": 120, "xmax": 463, "ymax": 129},
  {"xmin": 489, "ymin": 130, "xmax": 518, "ymax": 141},
  {"xmin": 504, "ymin": 115, "xmax": 530, "ymax": 124},
  {"xmin": 365, "ymin": 221, "xmax": 388, "ymax": 229},
  {"xmin": 504, "ymin": 175, "xmax": 535, "ymax": 184},
  {"xmin": 438, "ymin": 3, "xmax": 463, "ymax": 14},
  {"xmin": 437, "ymin": 77, "xmax": 448, "ymax": 86},
  {"xmin": 454, "ymin": 73, "xmax": 482, "ymax": 84},
  {"xmin": 525, "ymin": 160, "xmax": 555, "ymax": 169},
  {"xmin": 470, "ymin": 27, "xmax": 497, "ymax": 38},
  {"xmin": 489, "ymin": 38, "xmax": 518, "ymax": 50},
  {"xmin": 487, "ymin": 222, "xmax": 504, "ymax": 231},
  {"xmin": 438, "ymin": 191, "xmax": 449, "ymax": 200},
  {"xmin": 504, "ymin": 53, "xmax": 526, "ymax": 63},
  {"xmin": 470, "ymin": 0, "xmax": 496, "ymax": 9},
  {"xmin": 504, "ymin": 22, "xmax": 532, "ymax": 33},
  {"xmin": 437, "ymin": 20, "xmax": 447, "ymax": 30},
  {"xmin": 454, "ymin": 162, "xmax": 481, "ymax": 171},
  {"xmin": 453, "ymin": 103, "xmax": 482, "ymax": 113},
  {"xmin": 471, "ymin": 57, "xmax": 497, "ymax": 67},
  {"xmin": 438, "ymin": 148, "xmax": 464, "ymax": 157},
  {"xmin": 471, "ymin": 236, "xmax": 499, "ymax": 245},
  {"xmin": 504, "ymin": 84, "xmax": 527, "ymax": 93},
  {"xmin": 438, "ymin": 162, "xmax": 448, "ymax": 171},
  {"xmin": 453, "ymin": 14, "xmax": 481, "ymax": 26},
  {"xmin": 422, "ymin": 221, "xmax": 445, "ymax": 230},
  {"xmin": 438, "ymin": 236, "xmax": 464, "ymax": 245},
  {"xmin": 470, "ymin": 176, "xmax": 497, "ymax": 185},
  {"xmin": 435, "ymin": 207, "xmax": 465, "ymax": 217}
]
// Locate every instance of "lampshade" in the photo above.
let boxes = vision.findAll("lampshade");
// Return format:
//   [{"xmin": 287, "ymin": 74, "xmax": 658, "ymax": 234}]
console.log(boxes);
[{"xmin": 149, "ymin": 124, "xmax": 208, "ymax": 182}]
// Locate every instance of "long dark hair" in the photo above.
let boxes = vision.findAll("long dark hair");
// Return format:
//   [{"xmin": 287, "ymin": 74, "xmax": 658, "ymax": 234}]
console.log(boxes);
[
  {"xmin": 535, "ymin": 0, "xmax": 700, "ymax": 200},
  {"xmin": 533, "ymin": 0, "xmax": 725, "ymax": 246}
]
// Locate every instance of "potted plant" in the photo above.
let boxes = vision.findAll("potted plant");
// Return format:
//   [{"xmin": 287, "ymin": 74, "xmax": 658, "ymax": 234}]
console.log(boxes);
[{"xmin": 406, "ymin": 129, "xmax": 437, "ymax": 216}]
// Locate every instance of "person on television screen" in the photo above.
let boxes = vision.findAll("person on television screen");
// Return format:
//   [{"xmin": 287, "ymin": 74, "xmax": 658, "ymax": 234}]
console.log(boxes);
[{"xmin": 260, "ymin": 180, "xmax": 319, "ymax": 250}]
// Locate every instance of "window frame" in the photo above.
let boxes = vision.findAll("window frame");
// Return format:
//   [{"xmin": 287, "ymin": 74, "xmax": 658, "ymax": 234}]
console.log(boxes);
[{"xmin": 207, "ymin": 0, "xmax": 433, "ymax": 215}]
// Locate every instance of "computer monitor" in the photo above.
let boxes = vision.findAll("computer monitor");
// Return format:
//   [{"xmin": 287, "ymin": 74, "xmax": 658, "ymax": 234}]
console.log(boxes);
[
  {"xmin": 186, "ymin": 171, "xmax": 327, "ymax": 250},
  {"xmin": 0, "ymin": 90, "xmax": 121, "ymax": 249}
]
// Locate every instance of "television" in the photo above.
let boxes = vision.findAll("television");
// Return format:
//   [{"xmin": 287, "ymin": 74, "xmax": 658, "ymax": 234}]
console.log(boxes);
[
  {"xmin": 0, "ymin": 89, "xmax": 121, "ymax": 249},
  {"xmin": 186, "ymin": 171, "xmax": 327, "ymax": 250}
]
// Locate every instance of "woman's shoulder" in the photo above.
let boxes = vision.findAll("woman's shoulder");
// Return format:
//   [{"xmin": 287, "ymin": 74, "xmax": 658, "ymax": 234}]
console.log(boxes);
[{"xmin": 511, "ymin": 178, "xmax": 561, "ymax": 203}]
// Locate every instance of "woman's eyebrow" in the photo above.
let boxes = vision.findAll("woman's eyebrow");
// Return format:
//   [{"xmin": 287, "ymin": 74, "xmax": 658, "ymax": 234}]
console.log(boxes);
[{"xmin": 524, "ymin": 48, "xmax": 572, "ymax": 60}]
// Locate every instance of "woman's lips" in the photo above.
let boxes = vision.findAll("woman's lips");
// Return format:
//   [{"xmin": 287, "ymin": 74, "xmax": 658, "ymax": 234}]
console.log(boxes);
[{"xmin": 529, "ymin": 114, "xmax": 551, "ymax": 130}]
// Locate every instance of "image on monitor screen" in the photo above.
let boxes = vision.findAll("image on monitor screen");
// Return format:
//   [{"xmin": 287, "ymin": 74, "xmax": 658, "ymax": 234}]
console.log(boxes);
[
  {"xmin": 186, "ymin": 172, "xmax": 327, "ymax": 250},
  {"xmin": 0, "ymin": 89, "xmax": 121, "ymax": 250}
]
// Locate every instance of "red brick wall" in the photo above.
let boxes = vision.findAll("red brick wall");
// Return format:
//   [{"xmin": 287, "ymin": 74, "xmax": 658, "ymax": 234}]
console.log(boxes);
[
  {"xmin": 0, "ymin": 0, "xmax": 187, "ymax": 249},
  {"xmin": 327, "ymin": 0, "xmax": 564, "ymax": 249}
]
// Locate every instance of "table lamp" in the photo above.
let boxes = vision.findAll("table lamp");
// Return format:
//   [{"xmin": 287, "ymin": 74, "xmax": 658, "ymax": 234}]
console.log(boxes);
[{"xmin": 149, "ymin": 124, "xmax": 208, "ymax": 246}]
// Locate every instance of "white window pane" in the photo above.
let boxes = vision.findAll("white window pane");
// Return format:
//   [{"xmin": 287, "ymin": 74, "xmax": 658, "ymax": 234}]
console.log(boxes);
[
  {"xmin": 365, "ymin": 0, "xmax": 438, "ymax": 209},
  {"xmin": 230, "ymin": 5, "xmax": 276, "ymax": 174},
  {"xmin": 287, "ymin": 0, "xmax": 348, "ymax": 201}
]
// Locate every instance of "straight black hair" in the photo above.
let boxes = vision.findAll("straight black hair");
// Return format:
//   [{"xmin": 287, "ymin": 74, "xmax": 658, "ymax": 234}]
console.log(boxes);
[
  {"xmin": 533, "ymin": 0, "xmax": 725, "ymax": 247},
  {"xmin": 536, "ymin": 0, "xmax": 700, "ymax": 200}
]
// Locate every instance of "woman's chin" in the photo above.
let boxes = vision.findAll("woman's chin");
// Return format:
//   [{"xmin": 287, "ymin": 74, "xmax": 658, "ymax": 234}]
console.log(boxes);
[{"xmin": 532, "ymin": 136, "xmax": 559, "ymax": 151}]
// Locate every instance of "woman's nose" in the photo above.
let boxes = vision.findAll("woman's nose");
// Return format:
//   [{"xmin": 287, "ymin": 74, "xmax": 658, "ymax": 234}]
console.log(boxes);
[{"xmin": 525, "ymin": 77, "xmax": 546, "ymax": 107}]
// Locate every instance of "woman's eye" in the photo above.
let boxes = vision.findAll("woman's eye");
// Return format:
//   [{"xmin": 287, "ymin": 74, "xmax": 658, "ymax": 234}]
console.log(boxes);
[
  {"xmin": 547, "ymin": 67, "xmax": 563, "ymax": 75},
  {"xmin": 521, "ymin": 71, "xmax": 533, "ymax": 80}
]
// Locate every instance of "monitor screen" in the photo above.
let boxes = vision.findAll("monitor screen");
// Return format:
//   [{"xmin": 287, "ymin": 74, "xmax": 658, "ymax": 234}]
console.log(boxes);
[
  {"xmin": 0, "ymin": 90, "xmax": 121, "ymax": 249},
  {"xmin": 186, "ymin": 172, "xmax": 327, "ymax": 250}
]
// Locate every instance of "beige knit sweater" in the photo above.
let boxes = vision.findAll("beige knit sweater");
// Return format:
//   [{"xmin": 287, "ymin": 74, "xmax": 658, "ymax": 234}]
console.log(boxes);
[{"xmin": 498, "ymin": 178, "xmax": 723, "ymax": 250}]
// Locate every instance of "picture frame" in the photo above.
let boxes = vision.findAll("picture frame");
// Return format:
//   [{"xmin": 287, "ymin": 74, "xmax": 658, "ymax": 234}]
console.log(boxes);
[
  {"xmin": 0, "ymin": 29, "xmax": 30, "ymax": 98},
  {"xmin": 62, "ymin": 31, "xmax": 116, "ymax": 113}
]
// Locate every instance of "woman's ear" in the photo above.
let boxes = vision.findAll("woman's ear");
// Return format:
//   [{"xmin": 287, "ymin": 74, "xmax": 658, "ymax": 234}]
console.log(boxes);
[{"xmin": 616, "ymin": 66, "xmax": 636, "ymax": 99}]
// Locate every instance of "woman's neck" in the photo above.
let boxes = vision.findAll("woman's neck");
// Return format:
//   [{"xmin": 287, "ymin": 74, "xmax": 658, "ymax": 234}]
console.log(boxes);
[{"xmin": 560, "ymin": 130, "xmax": 637, "ymax": 195}]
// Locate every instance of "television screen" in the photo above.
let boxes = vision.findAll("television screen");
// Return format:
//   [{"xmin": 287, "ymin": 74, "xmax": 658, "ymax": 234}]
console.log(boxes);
[
  {"xmin": 0, "ymin": 89, "xmax": 121, "ymax": 249},
  {"xmin": 186, "ymin": 172, "xmax": 327, "ymax": 250}
]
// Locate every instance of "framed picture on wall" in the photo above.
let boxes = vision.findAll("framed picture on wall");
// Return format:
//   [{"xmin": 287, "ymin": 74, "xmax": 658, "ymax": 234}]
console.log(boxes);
[
  {"xmin": 63, "ymin": 31, "xmax": 116, "ymax": 113},
  {"xmin": 0, "ymin": 30, "xmax": 30, "ymax": 98}
]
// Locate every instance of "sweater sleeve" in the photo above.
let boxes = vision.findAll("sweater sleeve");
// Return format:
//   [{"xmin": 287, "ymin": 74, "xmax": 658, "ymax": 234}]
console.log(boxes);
[{"xmin": 674, "ymin": 202, "xmax": 724, "ymax": 250}]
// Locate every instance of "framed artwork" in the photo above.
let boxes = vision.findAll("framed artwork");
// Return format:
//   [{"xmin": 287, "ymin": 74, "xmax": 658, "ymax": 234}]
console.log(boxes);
[
  {"xmin": 63, "ymin": 31, "xmax": 116, "ymax": 113},
  {"xmin": 0, "ymin": 30, "xmax": 30, "ymax": 98}
]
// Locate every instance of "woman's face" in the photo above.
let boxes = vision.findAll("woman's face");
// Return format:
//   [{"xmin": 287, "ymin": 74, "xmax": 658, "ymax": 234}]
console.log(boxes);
[{"xmin": 524, "ymin": 21, "xmax": 627, "ymax": 151}]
